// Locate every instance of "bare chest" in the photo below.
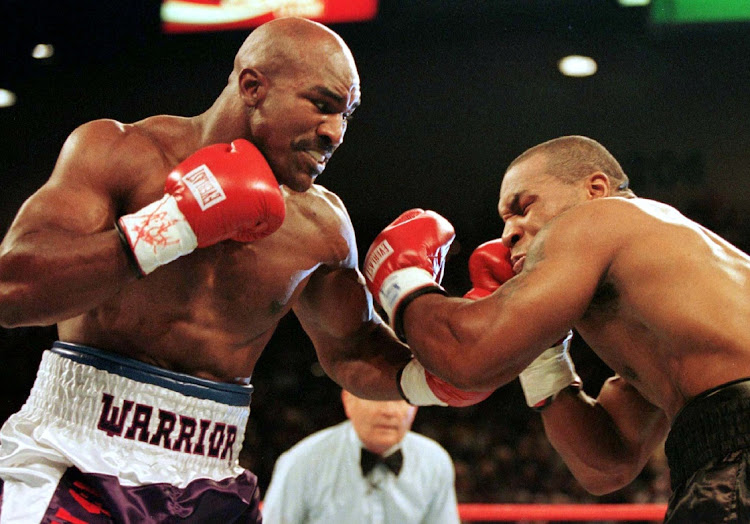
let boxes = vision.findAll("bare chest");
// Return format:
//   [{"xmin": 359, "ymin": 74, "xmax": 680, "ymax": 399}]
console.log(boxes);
[
  {"xmin": 147, "ymin": 209, "xmax": 342, "ymax": 328},
  {"xmin": 576, "ymin": 280, "xmax": 668, "ymax": 405},
  {"xmin": 69, "ymin": 200, "xmax": 349, "ymax": 358}
]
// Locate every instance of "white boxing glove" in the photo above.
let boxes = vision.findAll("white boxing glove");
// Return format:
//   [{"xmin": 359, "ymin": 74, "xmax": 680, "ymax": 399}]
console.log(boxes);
[{"xmin": 519, "ymin": 331, "xmax": 581, "ymax": 411}]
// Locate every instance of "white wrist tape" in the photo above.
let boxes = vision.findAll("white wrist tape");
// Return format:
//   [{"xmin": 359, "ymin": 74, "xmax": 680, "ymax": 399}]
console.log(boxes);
[
  {"xmin": 117, "ymin": 194, "xmax": 199, "ymax": 275},
  {"xmin": 519, "ymin": 332, "xmax": 581, "ymax": 408},
  {"xmin": 378, "ymin": 267, "xmax": 442, "ymax": 326},
  {"xmin": 399, "ymin": 359, "xmax": 448, "ymax": 407}
]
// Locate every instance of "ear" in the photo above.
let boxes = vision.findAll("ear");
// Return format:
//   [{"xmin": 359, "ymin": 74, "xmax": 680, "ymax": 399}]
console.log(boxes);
[
  {"xmin": 238, "ymin": 68, "xmax": 267, "ymax": 108},
  {"xmin": 586, "ymin": 172, "xmax": 611, "ymax": 199}
]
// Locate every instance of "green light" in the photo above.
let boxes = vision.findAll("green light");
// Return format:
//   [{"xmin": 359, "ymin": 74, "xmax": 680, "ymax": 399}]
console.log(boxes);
[{"xmin": 651, "ymin": 0, "xmax": 750, "ymax": 24}]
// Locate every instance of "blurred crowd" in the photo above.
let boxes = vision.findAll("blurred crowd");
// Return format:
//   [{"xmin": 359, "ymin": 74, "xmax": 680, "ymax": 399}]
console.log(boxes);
[
  {"xmin": 240, "ymin": 321, "xmax": 673, "ymax": 518},
  {"xmin": 2, "ymin": 170, "xmax": 749, "ymax": 523}
]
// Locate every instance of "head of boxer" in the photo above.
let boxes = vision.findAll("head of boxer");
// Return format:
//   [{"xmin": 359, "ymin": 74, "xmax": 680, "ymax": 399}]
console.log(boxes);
[
  {"xmin": 230, "ymin": 17, "xmax": 361, "ymax": 192},
  {"xmin": 342, "ymin": 389, "xmax": 417, "ymax": 456},
  {"xmin": 499, "ymin": 135, "xmax": 635, "ymax": 274}
]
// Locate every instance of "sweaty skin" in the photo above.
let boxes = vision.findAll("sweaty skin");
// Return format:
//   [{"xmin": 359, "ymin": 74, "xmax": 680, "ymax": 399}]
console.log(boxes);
[
  {"xmin": 0, "ymin": 18, "xmax": 411, "ymax": 398},
  {"xmin": 399, "ymin": 145, "xmax": 750, "ymax": 493}
]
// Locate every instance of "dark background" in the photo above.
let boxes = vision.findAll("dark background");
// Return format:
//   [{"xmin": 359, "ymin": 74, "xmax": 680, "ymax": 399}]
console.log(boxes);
[{"xmin": 1, "ymin": 0, "xmax": 749, "ymax": 511}]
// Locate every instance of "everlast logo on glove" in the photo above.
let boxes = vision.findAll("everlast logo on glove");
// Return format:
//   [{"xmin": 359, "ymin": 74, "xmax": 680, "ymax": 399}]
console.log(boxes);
[
  {"xmin": 182, "ymin": 165, "xmax": 227, "ymax": 211},
  {"xmin": 96, "ymin": 393, "xmax": 238, "ymax": 462},
  {"xmin": 364, "ymin": 240, "xmax": 394, "ymax": 282}
]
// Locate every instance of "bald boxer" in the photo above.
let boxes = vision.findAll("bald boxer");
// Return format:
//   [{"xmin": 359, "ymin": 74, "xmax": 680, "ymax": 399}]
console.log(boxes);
[
  {"xmin": 365, "ymin": 135, "xmax": 750, "ymax": 522},
  {"xmin": 0, "ymin": 18, "xmax": 485, "ymax": 522}
]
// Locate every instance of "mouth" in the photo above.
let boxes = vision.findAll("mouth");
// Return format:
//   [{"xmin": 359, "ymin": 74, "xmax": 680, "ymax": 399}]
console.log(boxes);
[
  {"xmin": 302, "ymin": 149, "xmax": 330, "ymax": 173},
  {"xmin": 373, "ymin": 422, "xmax": 399, "ymax": 431},
  {"xmin": 511, "ymin": 255, "xmax": 526, "ymax": 274}
]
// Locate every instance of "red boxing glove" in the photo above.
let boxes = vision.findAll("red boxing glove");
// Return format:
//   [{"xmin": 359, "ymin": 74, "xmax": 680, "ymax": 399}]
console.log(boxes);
[
  {"xmin": 464, "ymin": 239, "xmax": 515, "ymax": 299},
  {"xmin": 399, "ymin": 359, "xmax": 494, "ymax": 407},
  {"xmin": 117, "ymin": 139, "xmax": 285, "ymax": 276},
  {"xmin": 364, "ymin": 209, "xmax": 455, "ymax": 340}
]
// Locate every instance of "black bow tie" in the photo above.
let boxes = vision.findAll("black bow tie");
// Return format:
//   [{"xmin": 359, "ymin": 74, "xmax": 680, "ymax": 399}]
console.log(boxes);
[{"xmin": 360, "ymin": 448, "xmax": 403, "ymax": 476}]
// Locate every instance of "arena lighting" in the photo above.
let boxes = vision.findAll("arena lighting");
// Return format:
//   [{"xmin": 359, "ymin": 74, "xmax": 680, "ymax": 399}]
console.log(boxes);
[
  {"xmin": 161, "ymin": 0, "xmax": 379, "ymax": 34},
  {"xmin": 618, "ymin": 0, "xmax": 651, "ymax": 6},
  {"xmin": 557, "ymin": 55, "xmax": 598, "ymax": 78},
  {"xmin": 0, "ymin": 89, "xmax": 17, "ymax": 108},
  {"xmin": 650, "ymin": 0, "xmax": 750, "ymax": 24},
  {"xmin": 31, "ymin": 44, "xmax": 55, "ymax": 59}
]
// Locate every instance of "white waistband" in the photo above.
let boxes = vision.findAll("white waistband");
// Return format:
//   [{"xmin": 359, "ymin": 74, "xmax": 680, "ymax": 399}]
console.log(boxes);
[{"xmin": 13, "ymin": 350, "xmax": 250, "ymax": 485}]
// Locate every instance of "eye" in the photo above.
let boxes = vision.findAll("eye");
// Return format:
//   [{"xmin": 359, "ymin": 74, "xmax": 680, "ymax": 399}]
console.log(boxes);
[
  {"xmin": 519, "ymin": 197, "xmax": 536, "ymax": 215},
  {"xmin": 313, "ymin": 100, "xmax": 330, "ymax": 113}
]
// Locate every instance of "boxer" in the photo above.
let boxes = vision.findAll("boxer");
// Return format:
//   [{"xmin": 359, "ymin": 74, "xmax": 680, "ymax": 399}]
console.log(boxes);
[
  {"xmin": 0, "ymin": 17, "xmax": 484, "ymax": 521},
  {"xmin": 365, "ymin": 135, "xmax": 750, "ymax": 522}
]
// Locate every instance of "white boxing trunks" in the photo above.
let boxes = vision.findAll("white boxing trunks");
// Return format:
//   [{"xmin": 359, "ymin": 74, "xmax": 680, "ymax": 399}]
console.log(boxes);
[{"xmin": 0, "ymin": 342, "xmax": 261, "ymax": 523}]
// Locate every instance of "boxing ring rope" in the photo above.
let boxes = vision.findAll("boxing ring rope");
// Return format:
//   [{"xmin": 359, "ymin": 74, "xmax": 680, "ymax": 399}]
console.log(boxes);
[{"xmin": 457, "ymin": 503, "xmax": 667, "ymax": 522}]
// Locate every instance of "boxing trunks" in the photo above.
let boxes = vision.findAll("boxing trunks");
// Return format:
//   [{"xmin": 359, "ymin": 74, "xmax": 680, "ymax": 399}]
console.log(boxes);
[
  {"xmin": 0, "ymin": 342, "xmax": 261, "ymax": 523},
  {"xmin": 664, "ymin": 377, "xmax": 750, "ymax": 523}
]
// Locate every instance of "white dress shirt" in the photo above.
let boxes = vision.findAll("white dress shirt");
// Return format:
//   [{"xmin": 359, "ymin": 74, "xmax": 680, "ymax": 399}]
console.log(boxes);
[{"xmin": 262, "ymin": 420, "xmax": 460, "ymax": 524}]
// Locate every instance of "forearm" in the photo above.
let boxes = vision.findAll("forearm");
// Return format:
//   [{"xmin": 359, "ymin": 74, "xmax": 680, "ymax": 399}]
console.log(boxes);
[
  {"xmin": 401, "ymin": 293, "xmax": 528, "ymax": 390},
  {"xmin": 315, "ymin": 321, "xmax": 413, "ymax": 401},
  {"xmin": 0, "ymin": 228, "xmax": 136, "ymax": 327},
  {"xmin": 540, "ymin": 388, "xmax": 653, "ymax": 494}
]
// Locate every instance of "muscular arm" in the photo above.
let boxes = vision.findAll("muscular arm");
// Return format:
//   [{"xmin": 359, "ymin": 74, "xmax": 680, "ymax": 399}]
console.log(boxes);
[
  {"xmin": 294, "ymin": 197, "xmax": 412, "ymax": 400},
  {"xmin": 0, "ymin": 121, "xmax": 146, "ymax": 327},
  {"xmin": 400, "ymin": 207, "xmax": 612, "ymax": 391},
  {"xmin": 295, "ymin": 265, "xmax": 412, "ymax": 400},
  {"xmin": 541, "ymin": 375, "xmax": 669, "ymax": 494}
]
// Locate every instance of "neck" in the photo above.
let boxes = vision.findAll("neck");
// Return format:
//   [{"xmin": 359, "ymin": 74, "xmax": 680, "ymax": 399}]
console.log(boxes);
[{"xmin": 193, "ymin": 87, "xmax": 248, "ymax": 147}]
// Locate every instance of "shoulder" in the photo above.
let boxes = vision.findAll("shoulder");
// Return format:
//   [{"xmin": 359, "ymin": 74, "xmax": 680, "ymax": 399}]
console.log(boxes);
[
  {"xmin": 305, "ymin": 185, "xmax": 354, "ymax": 232},
  {"xmin": 65, "ymin": 119, "xmax": 164, "ymax": 161},
  {"xmin": 54, "ymin": 119, "xmax": 168, "ymax": 188},
  {"xmin": 553, "ymin": 197, "xmax": 638, "ymax": 229},
  {"xmin": 536, "ymin": 197, "xmax": 659, "ymax": 260},
  {"xmin": 553, "ymin": 197, "xmax": 670, "ymax": 232},
  {"xmin": 287, "ymin": 184, "xmax": 358, "ymax": 267}
]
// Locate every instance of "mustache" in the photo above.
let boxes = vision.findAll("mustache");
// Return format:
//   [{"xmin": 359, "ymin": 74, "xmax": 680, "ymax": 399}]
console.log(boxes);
[{"xmin": 294, "ymin": 139, "xmax": 335, "ymax": 155}]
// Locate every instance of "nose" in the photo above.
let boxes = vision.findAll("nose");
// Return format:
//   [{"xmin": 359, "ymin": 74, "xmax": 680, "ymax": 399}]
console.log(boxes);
[
  {"xmin": 501, "ymin": 220, "xmax": 522, "ymax": 249},
  {"xmin": 379, "ymin": 401, "xmax": 408, "ymax": 418},
  {"xmin": 317, "ymin": 114, "xmax": 347, "ymax": 148}
]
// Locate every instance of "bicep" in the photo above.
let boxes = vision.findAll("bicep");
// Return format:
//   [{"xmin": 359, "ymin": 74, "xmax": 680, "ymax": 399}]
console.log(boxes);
[
  {"xmin": 8, "ymin": 182, "xmax": 116, "ymax": 241},
  {"xmin": 294, "ymin": 198, "xmax": 380, "ymax": 345},
  {"xmin": 295, "ymin": 265, "xmax": 378, "ymax": 343}
]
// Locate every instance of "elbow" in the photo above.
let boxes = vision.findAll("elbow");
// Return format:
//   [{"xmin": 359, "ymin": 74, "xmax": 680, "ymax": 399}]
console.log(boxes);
[
  {"xmin": 439, "ymin": 361, "xmax": 499, "ymax": 392},
  {"xmin": 438, "ymin": 348, "xmax": 517, "ymax": 391},
  {"xmin": 0, "ymin": 281, "xmax": 46, "ymax": 328},
  {"xmin": 575, "ymin": 464, "xmax": 641, "ymax": 496},
  {"xmin": 443, "ymin": 369, "xmax": 482, "ymax": 391},
  {"xmin": 0, "ymin": 250, "xmax": 60, "ymax": 327}
]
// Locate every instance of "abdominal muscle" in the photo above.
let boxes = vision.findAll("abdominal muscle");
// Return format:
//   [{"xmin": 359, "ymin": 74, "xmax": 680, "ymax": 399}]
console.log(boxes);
[{"xmin": 57, "ymin": 224, "xmax": 322, "ymax": 383}]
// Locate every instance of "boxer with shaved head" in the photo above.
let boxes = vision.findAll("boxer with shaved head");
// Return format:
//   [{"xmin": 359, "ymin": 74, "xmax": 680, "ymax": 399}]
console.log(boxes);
[{"xmin": 0, "ymin": 17, "xmax": 486, "ymax": 522}]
